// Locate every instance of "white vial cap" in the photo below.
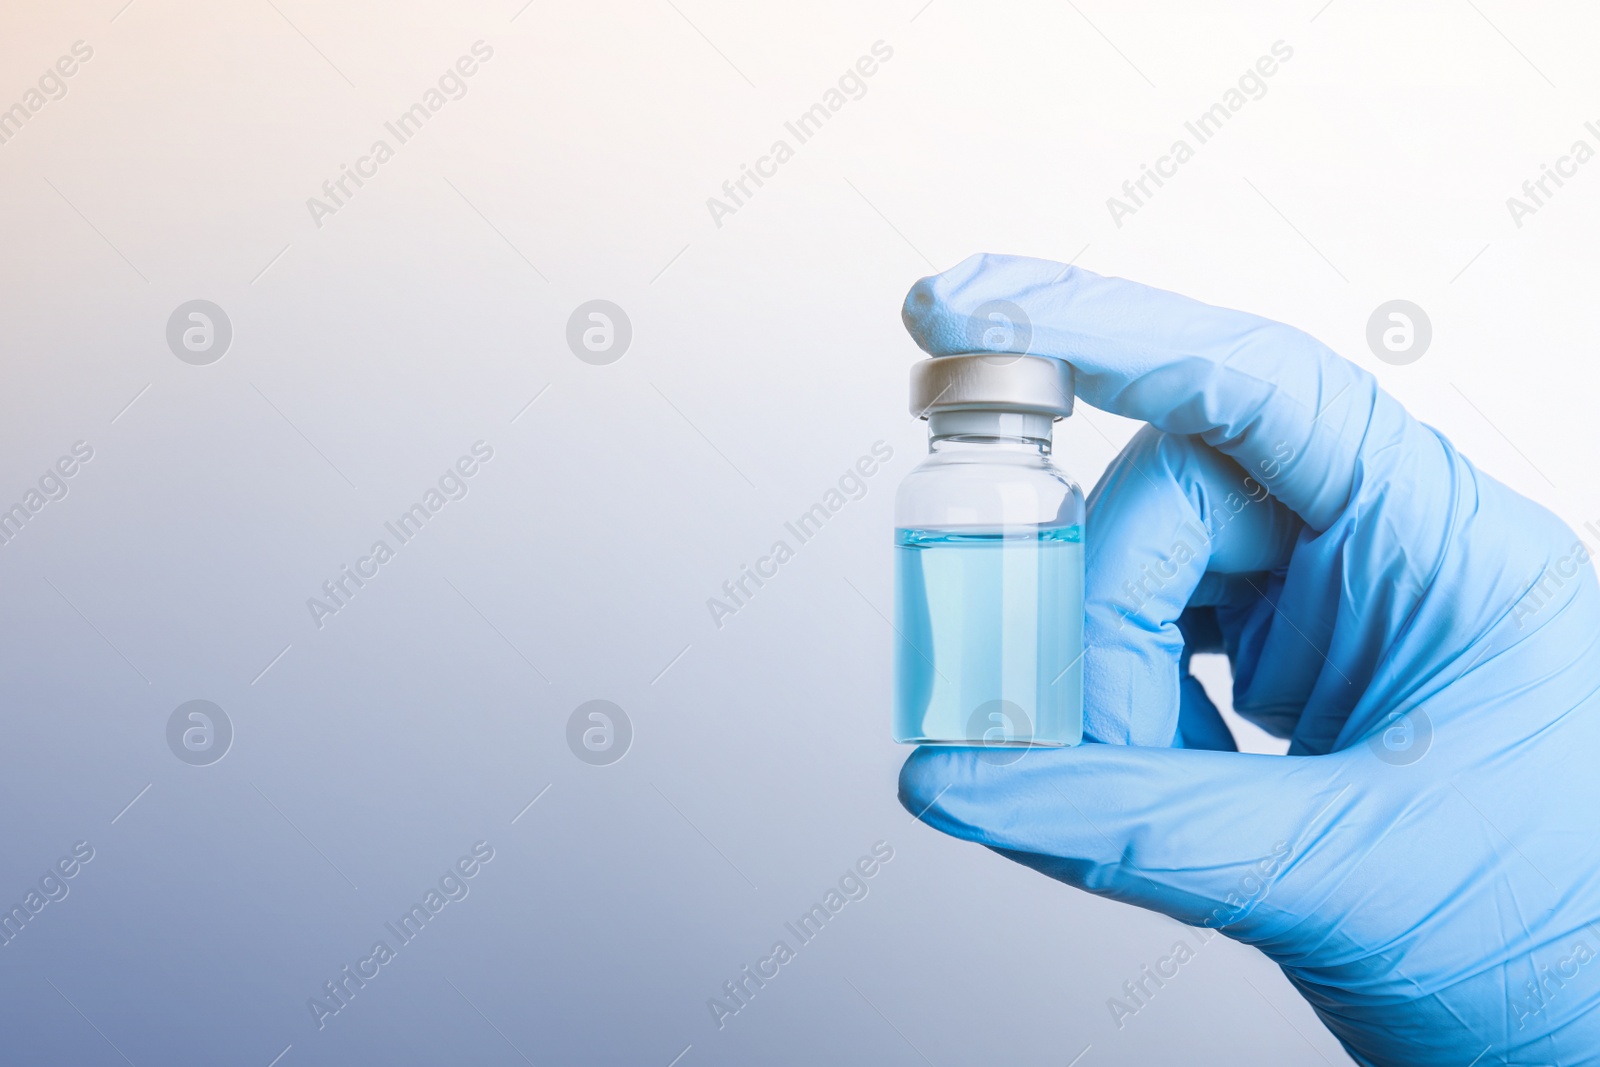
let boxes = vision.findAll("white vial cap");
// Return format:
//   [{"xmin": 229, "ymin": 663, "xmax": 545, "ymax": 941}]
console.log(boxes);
[{"xmin": 909, "ymin": 353, "xmax": 1075, "ymax": 421}]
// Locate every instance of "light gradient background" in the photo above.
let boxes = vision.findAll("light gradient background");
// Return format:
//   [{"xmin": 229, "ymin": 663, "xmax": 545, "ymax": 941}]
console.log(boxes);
[{"xmin": 2, "ymin": 1, "xmax": 1597, "ymax": 1064}]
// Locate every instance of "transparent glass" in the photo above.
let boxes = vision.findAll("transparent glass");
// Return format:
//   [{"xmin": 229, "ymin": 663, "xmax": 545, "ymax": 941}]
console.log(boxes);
[{"xmin": 893, "ymin": 426, "xmax": 1085, "ymax": 747}]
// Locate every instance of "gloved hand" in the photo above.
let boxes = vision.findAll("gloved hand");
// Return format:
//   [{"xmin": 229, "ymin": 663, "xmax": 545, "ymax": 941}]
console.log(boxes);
[{"xmin": 897, "ymin": 254, "xmax": 1600, "ymax": 1066}]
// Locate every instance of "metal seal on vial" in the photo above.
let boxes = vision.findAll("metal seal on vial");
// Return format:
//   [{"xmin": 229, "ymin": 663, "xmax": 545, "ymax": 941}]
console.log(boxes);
[{"xmin": 909, "ymin": 353, "xmax": 1075, "ymax": 420}]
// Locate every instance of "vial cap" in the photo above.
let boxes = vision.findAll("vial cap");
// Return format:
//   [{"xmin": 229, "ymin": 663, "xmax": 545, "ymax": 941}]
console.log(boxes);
[{"xmin": 909, "ymin": 353, "xmax": 1075, "ymax": 420}]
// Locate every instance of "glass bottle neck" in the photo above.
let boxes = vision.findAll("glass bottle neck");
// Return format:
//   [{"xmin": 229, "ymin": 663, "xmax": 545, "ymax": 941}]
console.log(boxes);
[
  {"xmin": 927, "ymin": 410, "xmax": 1054, "ymax": 455},
  {"xmin": 929, "ymin": 435, "xmax": 1052, "ymax": 458}
]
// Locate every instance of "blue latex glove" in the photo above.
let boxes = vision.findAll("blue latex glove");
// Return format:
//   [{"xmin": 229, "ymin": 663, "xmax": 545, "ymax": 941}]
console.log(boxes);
[{"xmin": 897, "ymin": 254, "xmax": 1600, "ymax": 1065}]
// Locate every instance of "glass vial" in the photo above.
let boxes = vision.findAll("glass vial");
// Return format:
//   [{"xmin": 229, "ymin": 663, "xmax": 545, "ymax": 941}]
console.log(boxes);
[{"xmin": 893, "ymin": 354, "xmax": 1084, "ymax": 747}]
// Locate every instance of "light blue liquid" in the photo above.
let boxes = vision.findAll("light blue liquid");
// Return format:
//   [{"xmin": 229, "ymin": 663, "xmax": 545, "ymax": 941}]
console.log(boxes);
[{"xmin": 894, "ymin": 526, "xmax": 1084, "ymax": 746}]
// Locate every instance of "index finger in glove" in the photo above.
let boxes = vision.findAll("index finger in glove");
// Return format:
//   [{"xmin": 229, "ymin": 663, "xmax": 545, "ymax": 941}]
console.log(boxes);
[{"xmin": 901, "ymin": 254, "xmax": 1449, "ymax": 534}]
